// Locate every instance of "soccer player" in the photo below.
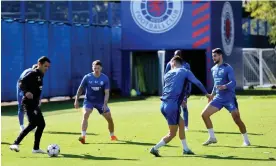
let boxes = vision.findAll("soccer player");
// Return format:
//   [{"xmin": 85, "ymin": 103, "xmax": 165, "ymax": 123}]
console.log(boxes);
[
  {"xmin": 74, "ymin": 60, "xmax": 118, "ymax": 144},
  {"xmin": 17, "ymin": 64, "xmax": 38, "ymax": 132},
  {"xmin": 10, "ymin": 56, "xmax": 51, "ymax": 153},
  {"xmin": 201, "ymin": 48, "xmax": 251, "ymax": 146},
  {"xmin": 165, "ymin": 50, "xmax": 192, "ymax": 131},
  {"xmin": 150, "ymin": 56, "xmax": 211, "ymax": 157}
]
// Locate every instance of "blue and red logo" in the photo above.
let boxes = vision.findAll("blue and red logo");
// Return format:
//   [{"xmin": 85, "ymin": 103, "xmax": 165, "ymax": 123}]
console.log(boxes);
[
  {"xmin": 221, "ymin": 2, "xmax": 234, "ymax": 56},
  {"xmin": 224, "ymin": 14, "xmax": 232, "ymax": 45},
  {"xmin": 131, "ymin": 0, "xmax": 184, "ymax": 34}
]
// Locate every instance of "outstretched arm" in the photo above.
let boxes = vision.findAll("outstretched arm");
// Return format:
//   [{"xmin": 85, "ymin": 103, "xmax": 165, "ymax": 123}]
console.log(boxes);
[
  {"xmin": 185, "ymin": 63, "xmax": 192, "ymax": 96},
  {"xmin": 187, "ymin": 71, "xmax": 208, "ymax": 95}
]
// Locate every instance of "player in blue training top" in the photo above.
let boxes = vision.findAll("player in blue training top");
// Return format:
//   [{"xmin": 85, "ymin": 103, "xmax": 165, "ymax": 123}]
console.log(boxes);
[
  {"xmin": 201, "ymin": 48, "xmax": 251, "ymax": 146},
  {"xmin": 17, "ymin": 64, "xmax": 38, "ymax": 132},
  {"xmin": 74, "ymin": 60, "xmax": 118, "ymax": 144},
  {"xmin": 150, "ymin": 56, "xmax": 211, "ymax": 157},
  {"xmin": 165, "ymin": 50, "xmax": 192, "ymax": 131}
]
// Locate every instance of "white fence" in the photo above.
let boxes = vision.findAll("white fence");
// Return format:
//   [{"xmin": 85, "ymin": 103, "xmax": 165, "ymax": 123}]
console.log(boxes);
[{"xmin": 243, "ymin": 48, "xmax": 276, "ymax": 88}]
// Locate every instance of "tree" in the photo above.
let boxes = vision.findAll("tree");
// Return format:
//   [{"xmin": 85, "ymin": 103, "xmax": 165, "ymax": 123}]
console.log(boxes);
[{"xmin": 246, "ymin": 1, "xmax": 276, "ymax": 44}]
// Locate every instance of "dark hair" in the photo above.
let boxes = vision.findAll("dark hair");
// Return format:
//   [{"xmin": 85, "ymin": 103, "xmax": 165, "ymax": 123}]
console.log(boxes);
[
  {"xmin": 38, "ymin": 56, "xmax": 51, "ymax": 64},
  {"xmin": 171, "ymin": 56, "xmax": 183, "ymax": 65},
  {"xmin": 174, "ymin": 50, "xmax": 186, "ymax": 60},
  {"xmin": 174, "ymin": 50, "xmax": 182, "ymax": 56},
  {"xmin": 92, "ymin": 60, "xmax": 102, "ymax": 67},
  {"xmin": 212, "ymin": 48, "xmax": 223, "ymax": 55}
]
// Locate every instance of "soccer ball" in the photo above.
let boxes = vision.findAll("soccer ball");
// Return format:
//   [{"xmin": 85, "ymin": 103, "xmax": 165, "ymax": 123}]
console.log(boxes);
[
  {"xmin": 47, "ymin": 144, "xmax": 60, "ymax": 157},
  {"xmin": 130, "ymin": 89, "xmax": 137, "ymax": 97}
]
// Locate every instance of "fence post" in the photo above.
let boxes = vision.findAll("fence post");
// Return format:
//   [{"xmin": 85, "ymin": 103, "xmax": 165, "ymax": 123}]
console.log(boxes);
[
  {"xmin": 68, "ymin": 1, "xmax": 73, "ymax": 24},
  {"xmin": 20, "ymin": 1, "xmax": 25, "ymax": 20},
  {"xmin": 108, "ymin": 2, "xmax": 113, "ymax": 26},
  {"xmin": 259, "ymin": 49, "xmax": 263, "ymax": 86},
  {"xmin": 45, "ymin": 1, "xmax": 50, "ymax": 20},
  {"xmin": 88, "ymin": 1, "xmax": 93, "ymax": 24},
  {"xmin": 157, "ymin": 50, "xmax": 165, "ymax": 95}
]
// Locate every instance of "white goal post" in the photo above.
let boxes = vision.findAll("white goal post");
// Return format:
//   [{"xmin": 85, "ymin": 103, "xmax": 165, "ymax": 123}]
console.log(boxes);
[{"xmin": 243, "ymin": 48, "xmax": 276, "ymax": 88}]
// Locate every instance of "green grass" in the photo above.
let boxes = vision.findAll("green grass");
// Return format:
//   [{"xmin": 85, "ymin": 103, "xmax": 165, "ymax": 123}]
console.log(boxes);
[{"xmin": 2, "ymin": 96, "xmax": 276, "ymax": 166}]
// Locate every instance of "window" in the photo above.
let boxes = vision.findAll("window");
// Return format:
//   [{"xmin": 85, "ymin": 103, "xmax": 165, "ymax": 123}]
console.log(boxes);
[
  {"xmin": 92, "ymin": 1, "xmax": 108, "ymax": 25},
  {"xmin": 1, "ymin": 1, "xmax": 21, "ymax": 19},
  {"xmin": 111, "ymin": 2, "xmax": 121, "ymax": 26},
  {"xmin": 25, "ymin": 1, "xmax": 46, "ymax": 20},
  {"xmin": 72, "ymin": 1, "xmax": 89, "ymax": 23},
  {"xmin": 50, "ymin": 1, "xmax": 69, "ymax": 22}
]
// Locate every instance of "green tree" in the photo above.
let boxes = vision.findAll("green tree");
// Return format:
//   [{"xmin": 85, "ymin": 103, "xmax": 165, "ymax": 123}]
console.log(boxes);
[{"xmin": 246, "ymin": 1, "xmax": 276, "ymax": 44}]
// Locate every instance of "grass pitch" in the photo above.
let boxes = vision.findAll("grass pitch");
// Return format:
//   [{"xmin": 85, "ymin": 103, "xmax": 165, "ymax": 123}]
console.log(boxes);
[{"xmin": 1, "ymin": 96, "xmax": 276, "ymax": 166}]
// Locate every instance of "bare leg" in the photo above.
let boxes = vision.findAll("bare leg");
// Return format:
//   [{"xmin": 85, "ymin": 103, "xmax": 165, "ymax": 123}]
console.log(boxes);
[
  {"xmin": 78, "ymin": 108, "xmax": 92, "ymax": 144},
  {"xmin": 102, "ymin": 112, "xmax": 114, "ymax": 134},
  {"xmin": 231, "ymin": 109, "xmax": 250, "ymax": 146},
  {"xmin": 178, "ymin": 116, "xmax": 185, "ymax": 140},
  {"xmin": 201, "ymin": 104, "xmax": 219, "ymax": 145},
  {"xmin": 201, "ymin": 104, "xmax": 219, "ymax": 129},
  {"xmin": 231, "ymin": 109, "xmax": 246, "ymax": 133},
  {"xmin": 81, "ymin": 108, "xmax": 92, "ymax": 134}
]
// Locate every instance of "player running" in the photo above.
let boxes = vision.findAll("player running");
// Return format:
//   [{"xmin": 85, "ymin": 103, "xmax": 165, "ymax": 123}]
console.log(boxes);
[
  {"xmin": 150, "ymin": 56, "xmax": 211, "ymax": 157},
  {"xmin": 74, "ymin": 60, "xmax": 118, "ymax": 144},
  {"xmin": 201, "ymin": 48, "xmax": 251, "ymax": 146},
  {"xmin": 165, "ymin": 50, "xmax": 192, "ymax": 131}
]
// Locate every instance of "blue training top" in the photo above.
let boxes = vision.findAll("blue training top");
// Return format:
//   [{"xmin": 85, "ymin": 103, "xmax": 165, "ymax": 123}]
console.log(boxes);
[
  {"xmin": 165, "ymin": 61, "xmax": 192, "ymax": 97},
  {"xmin": 211, "ymin": 63, "xmax": 236, "ymax": 100},
  {"xmin": 161, "ymin": 68, "xmax": 207, "ymax": 105},
  {"xmin": 79, "ymin": 73, "xmax": 110, "ymax": 104}
]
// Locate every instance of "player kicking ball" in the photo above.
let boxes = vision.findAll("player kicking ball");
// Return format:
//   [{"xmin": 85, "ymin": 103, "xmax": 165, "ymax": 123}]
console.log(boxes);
[
  {"xmin": 201, "ymin": 48, "xmax": 251, "ymax": 146},
  {"xmin": 74, "ymin": 60, "xmax": 118, "ymax": 144},
  {"xmin": 150, "ymin": 56, "xmax": 211, "ymax": 157}
]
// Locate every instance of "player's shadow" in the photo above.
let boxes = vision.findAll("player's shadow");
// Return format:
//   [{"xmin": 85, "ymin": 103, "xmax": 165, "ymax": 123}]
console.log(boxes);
[
  {"xmin": 191, "ymin": 130, "xmax": 263, "ymax": 136},
  {"xmin": 236, "ymin": 89, "xmax": 276, "ymax": 96},
  {"xmin": 210, "ymin": 144, "xmax": 276, "ymax": 149},
  {"xmin": 180, "ymin": 154, "xmax": 276, "ymax": 162},
  {"xmin": 1, "ymin": 142, "xmax": 22, "ymax": 145},
  {"xmin": 90, "ymin": 140, "xmax": 178, "ymax": 148},
  {"xmin": 44, "ymin": 131, "xmax": 98, "ymax": 136},
  {"xmin": 61, "ymin": 153, "xmax": 139, "ymax": 161},
  {"xmin": 1, "ymin": 97, "xmax": 148, "ymax": 117},
  {"xmin": 1, "ymin": 142, "xmax": 10, "ymax": 145}
]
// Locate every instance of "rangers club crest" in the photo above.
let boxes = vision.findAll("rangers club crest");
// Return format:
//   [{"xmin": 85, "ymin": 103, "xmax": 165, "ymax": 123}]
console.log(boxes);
[
  {"xmin": 130, "ymin": 0, "xmax": 184, "ymax": 34},
  {"xmin": 221, "ymin": 1, "xmax": 234, "ymax": 56}
]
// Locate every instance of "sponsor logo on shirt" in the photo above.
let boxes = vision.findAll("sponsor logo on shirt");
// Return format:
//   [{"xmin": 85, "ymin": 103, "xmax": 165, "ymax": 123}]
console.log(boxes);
[{"xmin": 91, "ymin": 87, "xmax": 100, "ymax": 91}]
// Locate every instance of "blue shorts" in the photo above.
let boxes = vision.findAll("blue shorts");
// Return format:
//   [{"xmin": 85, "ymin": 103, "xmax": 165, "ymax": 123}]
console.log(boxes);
[
  {"xmin": 17, "ymin": 91, "xmax": 24, "ymax": 112},
  {"xmin": 83, "ymin": 101, "xmax": 110, "ymax": 114},
  {"xmin": 210, "ymin": 97, "xmax": 238, "ymax": 113},
  {"xmin": 160, "ymin": 101, "xmax": 180, "ymax": 125}
]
